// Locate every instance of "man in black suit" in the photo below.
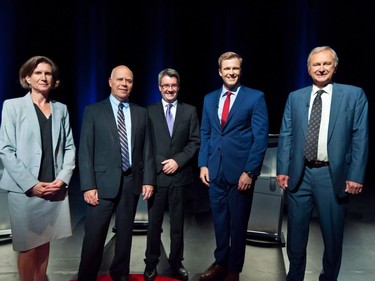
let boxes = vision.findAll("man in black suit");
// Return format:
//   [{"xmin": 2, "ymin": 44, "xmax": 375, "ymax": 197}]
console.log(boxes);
[
  {"xmin": 143, "ymin": 68, "xmax": 200, "ymax": 281},
  {"xmin": 77, "ymin": 65, "xmax": 156, "ymax": 281}
]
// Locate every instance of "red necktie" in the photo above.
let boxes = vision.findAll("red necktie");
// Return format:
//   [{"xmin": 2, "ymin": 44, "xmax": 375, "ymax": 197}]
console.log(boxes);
[{"xmin": 221, "ymin": 91, "xmax": 231, "ymax": 128}]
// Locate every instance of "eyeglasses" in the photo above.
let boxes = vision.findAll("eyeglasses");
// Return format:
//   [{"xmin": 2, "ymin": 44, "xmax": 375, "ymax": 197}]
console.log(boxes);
[{"xmin": 160, "ymin": 84, "xmax": 178, "ymax": 90}]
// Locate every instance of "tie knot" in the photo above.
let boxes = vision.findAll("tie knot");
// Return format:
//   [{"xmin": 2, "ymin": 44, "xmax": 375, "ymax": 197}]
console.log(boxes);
[
  {"xmin": 167, "ymin": 103, "xmax": 173, "ymax": 110},
  {"xmin": 226, "ymin": 91, "xmax": 232, "ymax": 97},
  {"xmin": 316, "ymin": 90, "xmax": 324, "ymax": 97},
  {"xmin": 119, "ymin": 103, "xmax": 124, "ymax": 109}
]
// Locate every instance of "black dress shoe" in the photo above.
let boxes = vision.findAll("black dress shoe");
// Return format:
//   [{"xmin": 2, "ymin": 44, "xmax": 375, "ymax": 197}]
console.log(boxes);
[
  {"xmin": 144, "ymin": 264, "xmax": 157, "ymax": 281},
  {"xmin": 171, "ymin": 262, "xmax": 189, "ymax": 281}
]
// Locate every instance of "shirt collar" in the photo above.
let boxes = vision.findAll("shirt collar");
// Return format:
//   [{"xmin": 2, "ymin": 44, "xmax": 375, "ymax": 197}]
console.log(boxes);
[
  {"xmin": 221, "ymin": 84, "xmax": 241, "ymax": 97},
  {"xmin": 110, "ymin": 94, "xmax": 129, "ymax": 108},
  {"xmin": 161, "ymin": 99, "xmax": 177, "ymax": 108},
  {"xmin": 312, "ymin": 83, "xmax": 333, "ymax": 96}
]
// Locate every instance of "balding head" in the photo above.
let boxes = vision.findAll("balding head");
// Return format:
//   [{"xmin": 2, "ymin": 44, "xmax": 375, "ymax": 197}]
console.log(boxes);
[{"xmin": 109, "ymin": 65, "xmax": 134, "ymax": 102}]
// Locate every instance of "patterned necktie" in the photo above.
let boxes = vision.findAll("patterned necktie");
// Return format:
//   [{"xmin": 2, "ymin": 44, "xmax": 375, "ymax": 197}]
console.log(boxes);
[
  {"xmin": 304, "ymin": 90, "xmax": 324, "ymax": 162},
  {"xmin": 221, "ymin": 91, "xmax": 231, "ymax": 128},
  {"xmin": 166, "ymin": 103, "xmax": 174, "ymax": 136},
  {"xmin": 117, "ymin": 103, "xmax": 130, "ymax": 171}
]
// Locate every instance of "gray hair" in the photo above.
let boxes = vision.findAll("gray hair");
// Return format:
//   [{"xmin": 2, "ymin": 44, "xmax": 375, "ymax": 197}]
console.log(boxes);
[
  {"xmin": 307, "ymin": 46, "xmax": 339, "ymax": 68},
  {"xmin": 158, "ymin": 68, "xmax": 180, "ymax": 85}
]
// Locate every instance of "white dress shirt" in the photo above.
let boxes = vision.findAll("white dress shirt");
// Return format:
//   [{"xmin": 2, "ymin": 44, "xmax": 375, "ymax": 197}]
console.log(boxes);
[{"xmin": 217, "ymin": 85, "xmax": 240, "ymax": 122}]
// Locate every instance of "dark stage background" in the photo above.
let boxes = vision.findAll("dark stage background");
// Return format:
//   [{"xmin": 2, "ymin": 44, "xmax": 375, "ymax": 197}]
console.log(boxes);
[{"xmin": 0, "ymin": 0, "xmax": 374, "ymax": 184}]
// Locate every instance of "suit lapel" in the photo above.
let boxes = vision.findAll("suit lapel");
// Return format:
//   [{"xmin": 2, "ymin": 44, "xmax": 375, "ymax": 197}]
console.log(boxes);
[
  {"xmin": 129, "ymin": 103, "xmax": 137, "ymax": 153},
  {"xmin": 223, "ymin": 88, "xmax": 245, "ymax": 129},
  {"xmin": 24, "ymin": 93, "xmax": 42, "ymax": 148},
  {"xmin": 327, "ymin": 83, "xmax": 343, "ymax": 142},
  {"xmin": 102, "ymin": 98, "xmax": 120, "ymax": 146},
  {"xmin": 157, "ymin": 101, "xmax": 171, "ymax": 137},
  {"xmin": 301, "ymin": 87, "xmax": 313, "ymax": 137},
  {"xmin": 50, "ymin": 101, "xmax": 61, "ymax": 154},
  {"xmin": 173, "ymin": 102, "xmax": 185, "ymax": 137},
  {"xmin": 211, "ymin": 90, "xmax": 222, "ymax": 129}
]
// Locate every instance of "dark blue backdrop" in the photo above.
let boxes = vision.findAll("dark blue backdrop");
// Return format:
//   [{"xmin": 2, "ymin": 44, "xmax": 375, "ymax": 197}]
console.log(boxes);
[{"xmin": 0, "ymin": 0, "xmax": 374, "ymax": 183}]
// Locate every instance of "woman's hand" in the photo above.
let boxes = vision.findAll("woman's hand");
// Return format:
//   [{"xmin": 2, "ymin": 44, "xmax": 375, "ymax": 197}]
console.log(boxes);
[{"xmin": 29, "ymin": 181, "xmax": 61, "ymax": 197}]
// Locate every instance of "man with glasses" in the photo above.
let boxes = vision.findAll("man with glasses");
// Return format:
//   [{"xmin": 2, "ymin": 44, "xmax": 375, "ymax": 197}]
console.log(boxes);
[{"xmin": 144, "ymin": 68, "xmax": 200, "ymax": 281}]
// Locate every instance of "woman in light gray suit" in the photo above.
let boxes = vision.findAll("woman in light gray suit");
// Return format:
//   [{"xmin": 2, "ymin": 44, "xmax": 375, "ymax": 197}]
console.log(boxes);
[{"xmin": 0, "ymin": 56, "xmax": 76, "ymax": 281}]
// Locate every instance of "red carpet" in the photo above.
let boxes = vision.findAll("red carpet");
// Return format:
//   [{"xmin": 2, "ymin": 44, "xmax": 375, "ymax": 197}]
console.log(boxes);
[{"xmin": 70, "ymin": 274, "xmax": 179, "ymax": 281}]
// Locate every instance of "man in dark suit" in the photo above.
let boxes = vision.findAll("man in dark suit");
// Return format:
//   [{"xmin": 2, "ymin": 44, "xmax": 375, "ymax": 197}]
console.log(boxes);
[
  {"xmin": 198, "ymin": 52, "xmax": 269, "ymax": 281},
  {"xmin": 77, "ymin": 65, "xmax": 156, "ymax": 281},
  {"xmin": 277, "ymin": 46, "xmax": 368, "ymax": 281},
  {"xmin": 143, "ymin": 68, "xmax": 200, "ymax": 281}
]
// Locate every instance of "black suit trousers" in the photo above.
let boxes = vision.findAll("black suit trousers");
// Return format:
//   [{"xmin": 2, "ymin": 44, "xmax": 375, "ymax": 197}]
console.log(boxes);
[
  {"xmin": 145, "ymin": 184, "xmax": 187, "ymax": 266},
  {"xmin": 78, "ymin": 174, "xmax": 139, "ymax": 281}
]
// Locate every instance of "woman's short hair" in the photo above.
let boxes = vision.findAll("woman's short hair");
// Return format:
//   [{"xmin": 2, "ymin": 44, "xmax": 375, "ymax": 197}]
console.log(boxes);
[{"xmin": 19, "ymin": 56, "xmax": 60, "ymax": 89}]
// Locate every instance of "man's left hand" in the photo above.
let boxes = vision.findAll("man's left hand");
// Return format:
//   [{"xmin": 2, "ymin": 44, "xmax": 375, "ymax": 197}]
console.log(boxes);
[
  {"xmin": 238, "ymin": 172, "xmax": 253, "ymax": 191},
  {"xmin": 345, "ymin": 181, "xmax": 363, "ymax": 195},
  {"xmin": 162, "ymin": 159, "xmax": 179, "ymax": 175},
  {"xmin": 142, "ymin": 185, "xmax": 154, "ymax": 200}
]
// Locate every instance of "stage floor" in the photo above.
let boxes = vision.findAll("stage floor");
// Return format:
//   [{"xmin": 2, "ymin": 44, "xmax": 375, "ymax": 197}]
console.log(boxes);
[{"xmin": 0, "ymin": 173, "xmax": 374, "ymax": 281}]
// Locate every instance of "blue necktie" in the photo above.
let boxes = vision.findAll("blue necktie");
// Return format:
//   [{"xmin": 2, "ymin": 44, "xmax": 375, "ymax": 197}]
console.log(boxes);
[{"xmin": 118, "ymin": 103, "xmax": 130, "ymax": 171}]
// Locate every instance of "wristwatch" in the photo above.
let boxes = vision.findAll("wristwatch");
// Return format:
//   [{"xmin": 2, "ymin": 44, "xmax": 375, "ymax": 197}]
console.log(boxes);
[{"xmin": 245, "ymin": 171, "xmax": 256, "ymax": 179}]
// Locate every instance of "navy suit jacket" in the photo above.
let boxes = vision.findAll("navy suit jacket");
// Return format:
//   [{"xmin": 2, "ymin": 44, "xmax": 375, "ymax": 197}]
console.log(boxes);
[
  {"xmin": 147, "ymin": 101, "xmax": 200, "ymax": 187},
  {"xmin": 79, "ymin": 98, "xmax": 156, "ymax": 198},
  {"xmin": 277, "ymin": 83, "xmax": 368, "ymax": 197},
  {"xmin": 198, "ymin": 86, "xmax": 269, "ymax": 184}
]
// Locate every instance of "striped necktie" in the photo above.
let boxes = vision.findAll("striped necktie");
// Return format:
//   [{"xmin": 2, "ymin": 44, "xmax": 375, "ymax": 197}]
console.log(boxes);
[{"xmin": 118, "ymin": 103, "xmax": 130, "ymax": 171}]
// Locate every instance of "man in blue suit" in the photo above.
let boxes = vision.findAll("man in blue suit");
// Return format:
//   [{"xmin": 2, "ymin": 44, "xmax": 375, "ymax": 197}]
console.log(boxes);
[
  {"xmin": 277, "ymin": 46, "xmax": 368, "ymax": 281},
  {"xmin": 198, "ymin": 51, "xmax": 269, "ymax": 281}
]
